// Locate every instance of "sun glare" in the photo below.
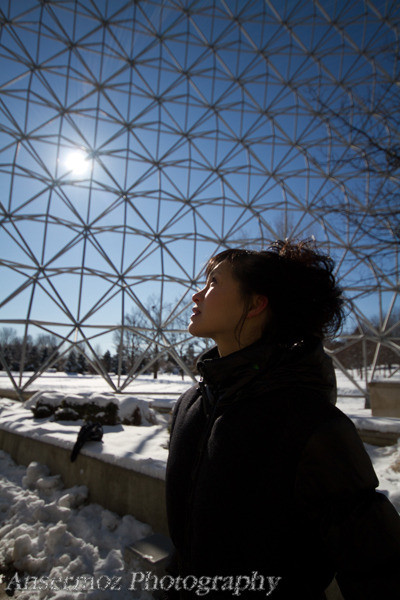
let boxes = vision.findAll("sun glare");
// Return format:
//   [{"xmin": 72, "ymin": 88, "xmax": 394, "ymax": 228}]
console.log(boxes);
[{"xmin": 64, "ymin": 149, "xmax": 91, "ymax": 176}]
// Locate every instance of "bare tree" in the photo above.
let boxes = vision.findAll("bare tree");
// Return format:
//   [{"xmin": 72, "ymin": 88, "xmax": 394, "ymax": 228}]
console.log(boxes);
[
  {"xmin": 113, "ymin": 310, "xmax": 147, "ymax": 375},
  {"xmin": 311, "ymin": 66, "xmax": 400, "ymax": 269},
  {"xmin": 0, "ymin": 327, "xmax": 18, "ymax": 346}
]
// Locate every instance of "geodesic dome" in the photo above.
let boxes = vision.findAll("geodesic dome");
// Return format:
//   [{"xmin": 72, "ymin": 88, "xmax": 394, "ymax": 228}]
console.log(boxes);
[{"xmin": 0, "ymin": 0, "xmax": 399, "ymax": 396}]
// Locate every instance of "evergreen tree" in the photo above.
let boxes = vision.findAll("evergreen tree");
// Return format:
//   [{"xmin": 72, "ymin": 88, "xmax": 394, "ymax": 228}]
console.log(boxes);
[
  {"xmin": 65, "ymin": 350, "xmax": 78, "ymax": 373},
  {"xmin": 76, "ymin": 352, "xmax": 87, "ymax": 374},
  {"xmin": 101, "ymin": 350, "xmax": 112, "ymax": 372},
  {"xmin": 26, "ymin": 345, "xmax": 40, "ymax": 371}
]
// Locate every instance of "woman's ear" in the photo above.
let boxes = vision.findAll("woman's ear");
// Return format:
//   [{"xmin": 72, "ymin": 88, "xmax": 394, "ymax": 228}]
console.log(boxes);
[{"xmin": 246, "ymin": 295, "xmax": 268, "ymax": 319}]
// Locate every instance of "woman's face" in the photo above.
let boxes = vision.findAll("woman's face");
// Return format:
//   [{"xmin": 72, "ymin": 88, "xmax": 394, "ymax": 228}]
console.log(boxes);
[{"xmin": 189, "ymin": 260, "xmax": 246, "ymax": 353}]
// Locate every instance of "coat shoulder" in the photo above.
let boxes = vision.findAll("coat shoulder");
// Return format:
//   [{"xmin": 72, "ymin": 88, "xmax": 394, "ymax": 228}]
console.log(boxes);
[{"xmin": 169, "ymin": 384, "xmax": 201, "ymax": 435}]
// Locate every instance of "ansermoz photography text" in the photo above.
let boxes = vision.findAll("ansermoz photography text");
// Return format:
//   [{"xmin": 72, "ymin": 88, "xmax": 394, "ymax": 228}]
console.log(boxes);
[{"xmin": 4, "ymin": 571, "xmax": 282, "ymax": 596}]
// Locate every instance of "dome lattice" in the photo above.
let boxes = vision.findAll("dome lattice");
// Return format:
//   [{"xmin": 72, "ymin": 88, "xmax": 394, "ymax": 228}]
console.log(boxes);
[{"xmin": 0, "ymin": 0, "xmax": 399, "ymax": 397}]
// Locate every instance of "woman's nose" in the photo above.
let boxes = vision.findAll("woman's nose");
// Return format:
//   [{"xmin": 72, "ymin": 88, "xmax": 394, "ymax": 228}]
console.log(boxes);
[{"xmin": 192, "ymin": 288, "xmax": 204, "ymax": 303}]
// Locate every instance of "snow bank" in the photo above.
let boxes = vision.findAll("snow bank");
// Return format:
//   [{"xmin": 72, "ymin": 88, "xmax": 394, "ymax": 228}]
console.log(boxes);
[
  {"xmin": 364, "ymin": 441, "xmax": 400, "ymax": 513},
  {"xmin": 0, "ymin": 451, "xmax": 154, "ymax": 599},
  {"xmin": 24, "ymin": 392, "xmax": 158, "ymax": 427}
]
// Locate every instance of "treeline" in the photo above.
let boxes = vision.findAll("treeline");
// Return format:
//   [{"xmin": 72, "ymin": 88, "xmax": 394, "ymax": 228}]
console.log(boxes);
[
  {"xmin": 1, "ymin": 313, "xmax": 398, "ymax": 379},
  {"xmin": 0, "ymin": 329, "xmax": 64, "ymax": 372},
  {"xmin": 0, "ymin": 325, "xmax": 207, "ymax": 378},
  {"xmin": 0, "ymin": 329, "xmax": 97, "ymax": 374}
]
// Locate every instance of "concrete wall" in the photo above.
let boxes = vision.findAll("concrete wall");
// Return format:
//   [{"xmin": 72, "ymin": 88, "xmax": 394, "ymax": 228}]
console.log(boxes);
[
  {"xmin": 357, "ymin": 428, "xmax": 399, "ymax": 447},
  {"xmin": 369, "ymin": 381, "xmax": 400, "ymax": 418},
  {"xmin": 0, "ymin": 428, "xmax": 168, "ymax": 535}
]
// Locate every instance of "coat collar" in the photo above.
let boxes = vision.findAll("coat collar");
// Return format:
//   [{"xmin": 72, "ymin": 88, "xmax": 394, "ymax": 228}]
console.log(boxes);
[
  {"xmin": 197, "ymin": 337, "xmax": 275, "ymax": 391},
  {"xmin": 197, "ymin": 335, "xmax": 337, "ymax": 406}
]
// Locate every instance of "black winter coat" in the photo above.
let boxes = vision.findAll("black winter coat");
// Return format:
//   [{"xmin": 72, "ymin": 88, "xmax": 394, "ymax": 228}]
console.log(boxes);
[{"xmin": 165, "ymin": 336, "xmax": 400, "ymax": 599}]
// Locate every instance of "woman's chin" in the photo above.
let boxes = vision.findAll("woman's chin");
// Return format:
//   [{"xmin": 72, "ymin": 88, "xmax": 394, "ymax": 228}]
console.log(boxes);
[
  {"xmin": 188, "ymin": 319, "xmax": 206, "ymax": 337},
  {"xmin": 188, "ymin": 320, "xmax": 197, "ymax": 335}
]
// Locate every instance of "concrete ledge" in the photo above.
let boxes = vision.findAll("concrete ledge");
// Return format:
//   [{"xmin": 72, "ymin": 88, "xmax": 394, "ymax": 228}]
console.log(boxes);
[
  {"xmin": 369, "ymin": 381, "xmax": 400, "ymax": 418},
  {"xmin": 0, "ymin": 427, "xmax": 168, "ymax": 534},
  {"xmin": 356, "ymin": 428, "xmax": 400, "ymax": 447},
  {"xmin": 0, "ymin": 389, "xmax": 36, "ymax": 402}
]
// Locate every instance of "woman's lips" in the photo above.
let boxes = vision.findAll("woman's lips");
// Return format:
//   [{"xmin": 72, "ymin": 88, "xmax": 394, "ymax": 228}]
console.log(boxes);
[{"xmin": 191, "ymin": 307, "xmax": 201, "ymax": 317}]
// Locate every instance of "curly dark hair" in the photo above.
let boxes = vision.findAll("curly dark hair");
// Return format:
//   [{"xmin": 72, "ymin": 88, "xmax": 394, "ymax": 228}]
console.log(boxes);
[{"xmin": 206, "ymin": 239, "xmax": 345, "ymax": 342}]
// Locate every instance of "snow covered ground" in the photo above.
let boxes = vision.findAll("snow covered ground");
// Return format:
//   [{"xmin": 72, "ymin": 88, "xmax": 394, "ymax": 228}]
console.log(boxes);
[
  {"xmin": 0, "ymin": 371, "xmax": 192, "ymax": 398},
  {"xmin": 0, "ymin": 369, "xmax": 399, "ymax": 598},
  {"xmin": 0, "ymin": 452, "xmax": 155, "ymax": 599}
]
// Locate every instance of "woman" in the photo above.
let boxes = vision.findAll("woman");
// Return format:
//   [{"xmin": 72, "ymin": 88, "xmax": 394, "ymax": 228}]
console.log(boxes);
[{"xmin": 165, "ymin": 240, "xmax": 400, "ymax": 599}]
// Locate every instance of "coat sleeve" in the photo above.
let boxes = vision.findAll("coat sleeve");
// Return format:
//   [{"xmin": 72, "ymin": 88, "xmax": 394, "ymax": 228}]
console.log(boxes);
[{"xmin": 295, "ymin": 416, "xmax": 400, "ymax": 600}]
